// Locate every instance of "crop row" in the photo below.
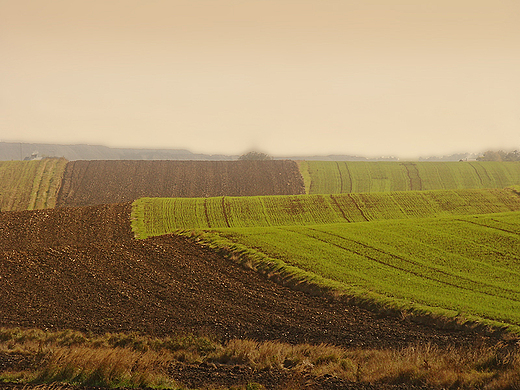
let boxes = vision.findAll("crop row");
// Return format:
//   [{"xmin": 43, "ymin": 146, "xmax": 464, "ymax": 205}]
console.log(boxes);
[
  {"xmin": 132, "ymin": 188, "xmax": 520, "ymax": 237},
  {"xmin": 194, "ymin": 211, "xmax": 520, "ymax": 330},
  {"xmin": 0, "ymin": 158, "xmax": 67, "ymax": 212},
  {"xmin": 300, "ymin": 161, "xmax": 520, "ymax": 194}
]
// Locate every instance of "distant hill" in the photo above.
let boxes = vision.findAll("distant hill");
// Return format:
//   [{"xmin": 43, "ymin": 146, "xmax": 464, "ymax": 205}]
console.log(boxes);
[
  {"xmin": 0, "ymin": 142, "xmax": 235, "ymax": 161},
  {"xmin": 0, "ymin": 141, "xmax": 483, "ymax": 162},
  {"xmin": 1, "ymin": 142, "xmax": 392, "ymax": 162}
]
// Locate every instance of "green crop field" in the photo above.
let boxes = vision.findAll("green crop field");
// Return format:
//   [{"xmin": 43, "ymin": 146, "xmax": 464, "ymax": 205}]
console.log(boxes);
[
  {"xmin": 177, "ymin": 212, "xmax": 520, "ymax": 331},
  {"xmin": 132, "ymin": 187, "xmax": 520, "ymax": 331},
  {"xmin": 131, "ymin": 188, "xmax": 520, "ymax": 237},
  {"xmin": 299, "ymin": 160, "xmax": 520, "ymax": 194},
  {"xmin": 0, "ymin": 158, "xmax": 68, "ymax": 211}
]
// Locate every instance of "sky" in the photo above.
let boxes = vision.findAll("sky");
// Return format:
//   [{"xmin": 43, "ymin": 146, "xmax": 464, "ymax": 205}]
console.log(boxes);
[{"xmin": 1, "ymin": 0, "xmax": 519, "ymax": 159}]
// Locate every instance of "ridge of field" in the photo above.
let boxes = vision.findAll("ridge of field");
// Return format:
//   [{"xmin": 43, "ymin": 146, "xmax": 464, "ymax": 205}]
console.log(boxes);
[
  {"xmin": 300, "ymin": 160, "xmax": 520, "ymax": 194},
  {"xmin": 0, "ymin": 158, "xmax": 68, "ymax": 212},
  {"xmin": 131, "ymin": 187, "xmax": 520, "ymax": 237},
  {"xmin": 56, "ymin": 160, "xmax": 305, "ymax": 208},
  {"xmin": 180, "ymin": 211, "xmax": 520, "ymax": 333}
]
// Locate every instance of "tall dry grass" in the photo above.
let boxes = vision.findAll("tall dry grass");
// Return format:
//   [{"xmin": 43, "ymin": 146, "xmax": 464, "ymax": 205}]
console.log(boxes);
[{"xmin": 0, "ymin": 327, "xmax": 519, "ymax": 389}]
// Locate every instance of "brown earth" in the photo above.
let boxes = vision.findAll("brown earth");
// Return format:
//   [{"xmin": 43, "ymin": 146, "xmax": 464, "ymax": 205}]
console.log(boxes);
[
  {"xmin": 0, "ymin": 204, "xmax": 510, "ymax": 389},
  {"xmin": 55, "ymin": 160, "xmax": 305, "ymax": 207}
]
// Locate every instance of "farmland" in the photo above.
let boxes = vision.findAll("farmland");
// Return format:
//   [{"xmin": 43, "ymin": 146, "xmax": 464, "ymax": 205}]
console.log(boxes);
[
  {"xmin": 1, "ymin": 203, "xmax": 487, "ymax": 348},
  {"xmin": 2, "ymin": 201, "xmax": 518, "ymax": 389},
  {"xmin": 2, "ymin": 156, "xmax": 520, "ymax": 389},
  {"xmin": 0, "ymin": 158, "xmax": 67, "ymax": 212},
  {"xmin": 131, "ymin": 187, "xmax": 520, "ymax": 236},
  {"xmin": 56, "ymin": 160, "xmax": 305, "ymax": 207},
  {"xmin": 131, "ymin": 186, "xmax": 520, "ymax": 332},
  {"xmin": 169, "ymin": 211, "xmax": 520, "ymax": 332},
  {"xmin": 300, "ymin": 160, "xmax": 520, "ymax": 194}
]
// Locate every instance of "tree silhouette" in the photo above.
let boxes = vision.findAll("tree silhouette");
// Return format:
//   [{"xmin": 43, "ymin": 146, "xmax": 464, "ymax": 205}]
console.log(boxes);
[{"xmin": 238, "ymin": 151, "xmax": 273, "ymax": 160}]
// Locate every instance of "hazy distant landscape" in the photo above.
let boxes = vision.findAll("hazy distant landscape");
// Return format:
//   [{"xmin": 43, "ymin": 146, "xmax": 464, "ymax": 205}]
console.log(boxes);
[{"xmin": 0, "ymin": 141, "xmax": 486, "ymax": 162}]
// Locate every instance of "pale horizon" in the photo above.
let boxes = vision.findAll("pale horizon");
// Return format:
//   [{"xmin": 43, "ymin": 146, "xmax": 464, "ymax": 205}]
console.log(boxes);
[{"xmin": 1, "ymin": 1, "xmax": 519, "ymax": 159}]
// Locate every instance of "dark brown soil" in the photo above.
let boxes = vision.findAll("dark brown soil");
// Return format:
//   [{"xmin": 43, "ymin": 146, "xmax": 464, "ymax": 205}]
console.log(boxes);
[
  {"xmin": 168, "ymin": 363, "xmax": 434, "ymax": 390},
  {"xmin": 0, "ymin": 204, "xmax": 510, "ymax": 389},
  {"xmin": 56, "ymin": 160, "xmax": 305, "ymax": 207}
]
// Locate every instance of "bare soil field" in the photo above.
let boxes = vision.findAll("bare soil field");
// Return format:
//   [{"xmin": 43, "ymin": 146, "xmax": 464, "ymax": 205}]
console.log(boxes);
[
  {"xmin": 56, "ymin": 160, "xmax": 305, "ymax": 207},
  {"xmin": 0, "ymin": 204, "xmax": 513, "ymax": 389}
]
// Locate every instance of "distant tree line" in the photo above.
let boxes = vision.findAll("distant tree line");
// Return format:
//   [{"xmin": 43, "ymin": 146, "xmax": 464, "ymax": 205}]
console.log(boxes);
[
  {"xmin": 238, "ymin": 151, "xmax": 273, "ymax": 161},
  {"xmin": 477, "ymin": 150, "xmax": 520, "ymax": 162}
]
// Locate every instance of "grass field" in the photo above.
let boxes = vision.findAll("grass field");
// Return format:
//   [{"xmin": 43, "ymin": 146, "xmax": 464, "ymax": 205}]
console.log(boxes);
[
  {"xmin": 131, "ymin": 188, "xmax": 520, "ymax": 237},
  {"xmin": 299, "ymin": 161, "xmax": 520, "ymax": 194},
  {"xmin": 0, "ymin": 158, "xmax": 67, "ymax": 211},
  {"xmin": 175, "ymin": 211, "xmax": 520, "ymax": 332},
  {"xmin": 132, "ymin": 188, "xmax": 520, "ymax": 331}
]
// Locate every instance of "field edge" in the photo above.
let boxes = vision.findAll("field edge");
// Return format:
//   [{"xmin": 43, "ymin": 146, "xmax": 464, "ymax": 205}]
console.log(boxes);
[{"xmin": 168, "ymin": 228, "xmax": 520, "ymax": 339}]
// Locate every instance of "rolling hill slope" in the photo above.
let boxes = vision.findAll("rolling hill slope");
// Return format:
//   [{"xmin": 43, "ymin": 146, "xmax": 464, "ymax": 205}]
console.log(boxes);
[
  {"xmin": 300, "ymin": 161, "xmax": 520, "ymax": 194},
  {"xmin": 0, "ymin": 203, "xmax": 484, "ymax": 349},
  {"xmin": 131, "ymin": 187, "xmax": 520, "ymax": 332},
  {"xmin": 56, "ymin": 160, "xmax": 305, "ymax": 207},
  {"xmin": 173, "ymin": 211, "xmax": 520, "ymax": 332},
  {"xmin": 131, "ymin": 188, "xmax": 520, "ymax": 236},
  {"xmin": 0, "ymin": 158, "xmax": 67, "ymax": 212}
]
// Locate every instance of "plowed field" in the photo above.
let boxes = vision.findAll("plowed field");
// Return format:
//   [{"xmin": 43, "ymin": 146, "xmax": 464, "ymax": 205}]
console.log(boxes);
[
  {"xmin": 0, "ymin": 204, "xmax": 497, "ymax": 350},
  {"xmin": 56, "ymin": 160, "xmax": 305, "ymax": 207}
]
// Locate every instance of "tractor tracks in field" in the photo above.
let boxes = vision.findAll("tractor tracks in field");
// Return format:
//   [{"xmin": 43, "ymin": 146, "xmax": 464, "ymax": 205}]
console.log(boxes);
[{"xmin": 285, "ymin": 226, "xmax": 520, "ymax": 303}]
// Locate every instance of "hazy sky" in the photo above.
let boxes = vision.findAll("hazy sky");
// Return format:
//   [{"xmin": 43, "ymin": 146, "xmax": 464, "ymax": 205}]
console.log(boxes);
[{"xmin": 1, "ymin": 0, "xmax": 519, "ymax": 158}]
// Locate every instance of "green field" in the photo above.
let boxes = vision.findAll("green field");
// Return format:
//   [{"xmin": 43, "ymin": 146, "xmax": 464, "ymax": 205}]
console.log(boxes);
[
  {"xmin": 132, "ymin": 188, "xmax": 520, "ymax": 237},
  {"xmin": 0, "ymin": 158, "xmax": 68, "ymax": 211},
  {"xmin": 132, "ymin": 187, "xmax": 520, "ymax": 331},
  {"xmin": 178, "ymin": 212, "xmax": 520, "ymax": 331},
  {"xmin": 300, "ymin": 161, "xmax": 520, "ymax": 194}
]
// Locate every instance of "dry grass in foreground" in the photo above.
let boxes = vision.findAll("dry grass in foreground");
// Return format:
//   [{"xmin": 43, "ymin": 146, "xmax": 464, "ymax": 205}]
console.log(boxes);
[{"xmin": 0, "ymin": 327, "xmax": 519, "ymax": 389}]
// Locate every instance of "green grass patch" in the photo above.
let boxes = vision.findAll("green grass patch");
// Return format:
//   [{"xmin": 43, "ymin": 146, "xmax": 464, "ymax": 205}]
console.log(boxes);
[
  {"xmin": 0, "ymin": 158, "xmax": 67, "ymax": 211},
  {"xmin": 131, "ymin": 188, "xmax": 520, "ymax": 238},
  {"xmin": 181, "ymin": 211, "xmax": 520, "ymax": 333},
  {"xmin": 304, "ymin": 161, "xmax": 520, "ymax": 194}
]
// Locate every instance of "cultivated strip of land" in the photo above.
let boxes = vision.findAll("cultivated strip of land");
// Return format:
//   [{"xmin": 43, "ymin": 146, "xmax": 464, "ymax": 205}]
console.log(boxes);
[
  {"xmin": 131, "ymin": 188, "xmax": 520, "ymax": 237},
  {"xmin": 0, "ymin": 158, "xmax": 67, "ymax": 212},
  {"xmin": 300, "ymin": 161, "xmax": 520, "ymax": 194},
  {"xmin": 56, "ymin": 160, "xmax": 305, "ymax": 207}
]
